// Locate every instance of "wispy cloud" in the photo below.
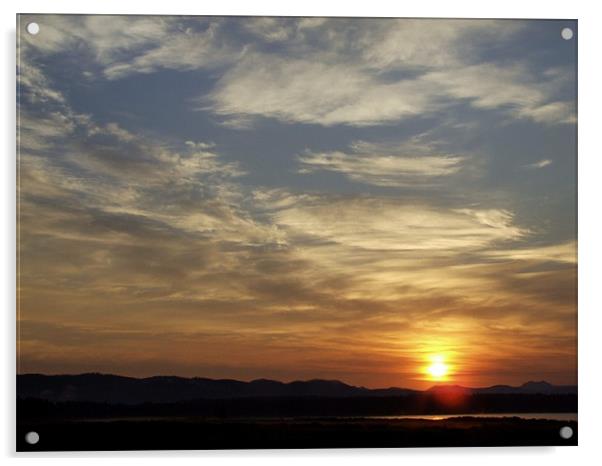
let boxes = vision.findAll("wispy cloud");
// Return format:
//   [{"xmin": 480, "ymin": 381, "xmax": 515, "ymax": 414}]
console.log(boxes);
[
  {"xmin": 484, "ymin": 241, "xmax": 576, "ymax": 263},
  {"xmin": 20, "ymin": 16, "xmax": 576, "ymax": 127},
  {"xmin": 207, "ymin": 55, "xmax": 574, "ymax": 127},
  {"xmin": 20, "ymin": 15, "xmax": 171, "ymax": 63},
  {"xmin": 103, "ymin": 22, "xmax": 244, "ymax": 79},
  {"xmin": 268, "ymin": 194, "xmax": 528, "ymax": 253},
  {"xmin": 422, "ymin": 64, "xmax": 575, "ymax": 125},
  {"xmin": 298, "ymin": 139, "xmax": 465, "ymax": 186},
  {"xmin": 19, "ymin": 15, "xmax": 243, "ymax": 80},
  {"xmin": 17, "ymin": 61, "xmax": 66, "ymax": 105},
  {"xmin": 525, "ymin": 159, "xmax": 553, "ymax": 169}
]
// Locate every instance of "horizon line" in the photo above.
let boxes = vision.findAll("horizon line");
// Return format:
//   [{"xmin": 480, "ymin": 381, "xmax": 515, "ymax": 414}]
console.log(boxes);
[{"xmin": 16, "ymin": 372, "xmax": 578, "ymax": 391}]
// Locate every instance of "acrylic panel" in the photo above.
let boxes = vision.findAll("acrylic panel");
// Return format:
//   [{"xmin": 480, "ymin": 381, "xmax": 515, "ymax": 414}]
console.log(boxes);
[{"xmin": 16, "ymin": 15, "xmax": 577, "ymax": 451}]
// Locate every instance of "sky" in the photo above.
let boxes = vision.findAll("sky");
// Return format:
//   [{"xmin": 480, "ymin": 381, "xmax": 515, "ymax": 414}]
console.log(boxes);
[{"xmin": 17, "ymin": 15, "xmax": 577, "ymax": 389}]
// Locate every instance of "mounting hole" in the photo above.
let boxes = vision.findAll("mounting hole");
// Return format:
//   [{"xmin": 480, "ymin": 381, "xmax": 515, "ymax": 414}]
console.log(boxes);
[
  {"xmin": 561, "ymin": 27, "xmax": 574, "ymax": 40},
  {"xmin": 26, "ymin": 22, "xmax": 40, "ymax": 35},
  {"xmin": 559, "ymin": 426, "xmax": 573, "ymax": 439},
  {"xmin": 25, "ymin": 431, "xmax": 40, "ymax": 445}
]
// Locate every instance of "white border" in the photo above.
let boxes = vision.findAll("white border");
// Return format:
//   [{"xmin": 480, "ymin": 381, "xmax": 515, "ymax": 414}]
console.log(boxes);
[{"xmin": 3, "ymin": 0, "xmax": 602, "ymax": 464}]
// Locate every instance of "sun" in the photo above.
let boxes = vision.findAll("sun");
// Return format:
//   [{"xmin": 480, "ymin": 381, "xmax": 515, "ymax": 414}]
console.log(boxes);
[
  {"xmin": 427, "ymin": 361, "xmax": 448, "ymax": 378},
  {"xmin": 426, "ymin": 355, "xmax": 450, "ymax": 381}
]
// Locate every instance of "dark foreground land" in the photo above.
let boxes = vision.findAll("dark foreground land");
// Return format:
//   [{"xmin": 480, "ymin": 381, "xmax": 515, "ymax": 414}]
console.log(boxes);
[
  {"xmin": 17, "ymin": 416, "xmax": 577, "ymax": 451},
  {"xmin": 16, "ymin": 376, "xmax": 578, "ymax": 450}
]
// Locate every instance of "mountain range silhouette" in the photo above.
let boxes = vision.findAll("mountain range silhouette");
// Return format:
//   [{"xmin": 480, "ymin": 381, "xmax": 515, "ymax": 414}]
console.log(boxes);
[{"xmin": 17, "ymin": 373, "xmax": 577, "ymax": 404}]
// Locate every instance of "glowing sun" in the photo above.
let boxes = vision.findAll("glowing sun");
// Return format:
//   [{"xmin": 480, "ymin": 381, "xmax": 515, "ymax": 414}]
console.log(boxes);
[{"xmin": 426, "ymin": 355, "xmax": 450, "ymax": 380}]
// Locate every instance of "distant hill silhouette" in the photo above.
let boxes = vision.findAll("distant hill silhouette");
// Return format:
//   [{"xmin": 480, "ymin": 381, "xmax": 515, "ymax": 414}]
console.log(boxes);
[
  {"xmin": 428, "ymin": 380, "xmax": 576, "ymax": 396},
  {"xmin": 17, "ymin": 373, "xmax": 576, "ymax": 404}
]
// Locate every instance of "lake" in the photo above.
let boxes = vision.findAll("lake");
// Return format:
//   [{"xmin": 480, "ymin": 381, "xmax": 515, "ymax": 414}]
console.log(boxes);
[{"xmin": 363, "ymin": 413, "xmax": 577, "ymax": 421}]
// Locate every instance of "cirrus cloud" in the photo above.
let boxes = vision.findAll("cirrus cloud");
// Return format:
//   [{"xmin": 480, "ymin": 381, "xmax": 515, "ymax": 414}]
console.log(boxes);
[{"xmin": 298, "ymin": 139, "xmax": 465, "ymax": 187}]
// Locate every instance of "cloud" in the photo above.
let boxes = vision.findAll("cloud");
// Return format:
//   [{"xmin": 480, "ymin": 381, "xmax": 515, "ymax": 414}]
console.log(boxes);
[
  {"xmin": 525, "ymin": 159, "xmax": 553, "ymax": 169},
  {"xmin": 298, "ymin": 138, "xmax": 465, "ymax": 186},
  {"xmin": 103, "ymin": 22, "xmax": 244, "ymax": 79},
  {"xmin": 19, "ymin": 15, "xmax": 243, "ymax": 80},
  {"xmin": 523, "ymin": 101, "xmax": 576, "ymax": 125},
  {"xmin": 18, "ymin": 89, "xmax": 273, "ymax": 256},
  {"xmin": 422, "ymin": 64, "xmax": 575, "ymax": 125},
  {"xmin": 19, "ymin": 111, "xmax": 76, "ymax": 151},
  {"xmin": 244, "ymin": 17, "xmax": 299, "ymax": 43},
  {"xmin": 201, "ymin": 19, "xmax": 574, "ymax": 127},
  {"xmin": 18, "ymin": 15, "xmax": 175, "ymax": 87},
  {"xmin": 19, "ymin": 16, "xmax": 575, "ymax": 127},
  {"xmin": 17, "ymin": 61, "xmax": 66, "ymax": 105},
  {"xmin": 79, "ymin": 16, "xmax": 171, "ymax": 64},
  {"xmin": 206, "ymin": 54, "xmax": 575, "ymax": 127},
  {"xmin": 206, "ymin": 54, "xmax": 443, "ymax": 126},
  {"xmin": 484, "ymin": 241, "xmax": 576, "ymax": 263},
  {"xmin": 357, "ymin": 19, "xmax": 523, "ymax": 70},
  {"xmin": 20, "ymin": 122, "xmax": 267, "ymax": 251},
  {"xmin": 243, "ymin": 18, "xmax": 519, "ymax": 69},
  {"xmin": 20, "ymin": 15, "xmax": 170, "ymax": 59},
  {"xmin": 270, "ymin": 196, "xmax": 528, "ymax": 252}
]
